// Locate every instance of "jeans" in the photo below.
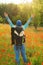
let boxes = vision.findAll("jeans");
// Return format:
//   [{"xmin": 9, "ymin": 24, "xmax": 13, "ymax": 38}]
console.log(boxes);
[{"xmin": 14, "ymin": 44, "xmax": 27, "ymax": 65}]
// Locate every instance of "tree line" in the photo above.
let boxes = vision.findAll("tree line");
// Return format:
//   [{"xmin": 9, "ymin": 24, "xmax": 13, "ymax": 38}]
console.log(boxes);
[{"xmin": 0, "ymin": 0, "xmax": 43, "ymax": 29}]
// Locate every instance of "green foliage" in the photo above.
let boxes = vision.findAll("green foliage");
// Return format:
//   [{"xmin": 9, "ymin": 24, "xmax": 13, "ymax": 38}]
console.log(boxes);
[
  {"xmin": 31, "ymin": 56, "xmax": 42, "ymax": 65},
  {"xmin": 0, "ymin": 16, "xmax": 5, "ymax": 23},
  {"xmin": 40, "ymin": 12, "xmax": 43, "ymax": 27},
  {"xmin": 11, "ymin": 15, "xmax": 22, "ymax": 24},
  {"xmin": 0, "ymin": 0, "xmax": 43, "ymax": 27}
]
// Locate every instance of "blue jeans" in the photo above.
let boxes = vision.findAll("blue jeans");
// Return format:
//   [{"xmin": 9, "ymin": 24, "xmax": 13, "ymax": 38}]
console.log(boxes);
[{"xmin": 14, "ymin": 44, "xmax": 27, "ymax": 65}]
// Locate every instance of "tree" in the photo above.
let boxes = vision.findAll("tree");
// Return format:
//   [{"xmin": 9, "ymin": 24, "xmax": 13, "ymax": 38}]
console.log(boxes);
[
  {"xmin": 40, "ymin": 12, "xmax": 43, "ymax": 27},
  {"xmin": 0, "ymin": 16, "xmax": 5, "ymax": 23}
]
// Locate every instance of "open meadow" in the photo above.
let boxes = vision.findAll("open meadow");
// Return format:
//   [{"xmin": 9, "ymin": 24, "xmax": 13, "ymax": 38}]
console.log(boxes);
[{"xmin": 0, "ymin": 24, "xmax": 43, "ymax": 65}]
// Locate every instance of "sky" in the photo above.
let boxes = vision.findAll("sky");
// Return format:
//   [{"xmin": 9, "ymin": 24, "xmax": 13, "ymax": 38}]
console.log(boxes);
[{"xmin": 0, "ymin": 0, "xmax": 32, "ymax": 4}]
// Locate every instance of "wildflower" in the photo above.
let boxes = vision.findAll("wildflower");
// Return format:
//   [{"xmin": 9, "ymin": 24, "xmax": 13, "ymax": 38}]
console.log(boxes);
[
  {"xmin": 27, "ymin": 62, "xmax": 31, "ymax": 65},
  {"xmin": 42, "ymin": 62, "xmax": 43, "ymax": 65}
]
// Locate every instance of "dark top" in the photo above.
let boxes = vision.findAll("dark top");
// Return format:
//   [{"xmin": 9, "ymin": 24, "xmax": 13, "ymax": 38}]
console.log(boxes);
[{"xmin": 11, "ymin": 26, "xmax": 25, "ymax": 46}]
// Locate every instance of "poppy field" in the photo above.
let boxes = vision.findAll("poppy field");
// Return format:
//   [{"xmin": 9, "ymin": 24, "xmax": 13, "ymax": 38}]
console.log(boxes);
[{"xmin": 0, "ymin": 24, "xmax": 43, "ymax": 65}]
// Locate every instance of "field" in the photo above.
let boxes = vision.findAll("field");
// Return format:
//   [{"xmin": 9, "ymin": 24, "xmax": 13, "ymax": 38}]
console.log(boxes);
[{"xmin": 0, "ymin": 24, "xmax": 43, "ymax": 65}]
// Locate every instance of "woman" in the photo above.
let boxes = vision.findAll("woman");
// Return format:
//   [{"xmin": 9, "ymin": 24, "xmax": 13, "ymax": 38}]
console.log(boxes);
[{"xmin": 4, "ymin": 12, "xmax": 34, "ymax": 65}]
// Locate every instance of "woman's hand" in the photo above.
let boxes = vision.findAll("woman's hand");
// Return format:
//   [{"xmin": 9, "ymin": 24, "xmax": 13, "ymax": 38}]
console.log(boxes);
[
  {"xmin": 31, "ymin": 14, "xmax": 35, "ymax": 18},
  {"xmin": 4, "ymin": 12, "xmax": 8, "ymax": 17}
]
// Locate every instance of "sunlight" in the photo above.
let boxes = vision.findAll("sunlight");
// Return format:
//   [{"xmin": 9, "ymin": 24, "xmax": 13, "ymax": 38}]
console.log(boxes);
[
  {"xmin": 27, "ymin": 0, "xmax": 32, "ymax": 3},
  {"xmin": 23, "ymin": 0, "xmax": 33, "ymax": 4},
  {"xmin": 0, "ymin": 0, "xmax": 33, "ymax": 4},
  {"xmin": 11, "ymin": 0, "xmax": 23, "ymax": 4},
  {"xmin": 0, "ymin": 0, "xmax": 23, "ymax": 4},
  {"xmin": 11, "ymin": 0, "xmax": 33, "ymax": 4}
]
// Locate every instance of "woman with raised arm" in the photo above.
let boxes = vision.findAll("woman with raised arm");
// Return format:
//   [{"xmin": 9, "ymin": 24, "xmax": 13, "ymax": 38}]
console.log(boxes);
[{"xmin": 4, "ymin": 12, "xmax": 34, "ymax": 65}]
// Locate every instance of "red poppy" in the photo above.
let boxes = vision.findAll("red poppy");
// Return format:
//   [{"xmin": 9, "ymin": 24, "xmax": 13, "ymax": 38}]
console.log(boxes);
[
  {"xmin": 42, "ymin": 62, "xmax": 43, "ymax": 65},
  {"xmin": 27, "ymin": 63, "xmax": 31, "ymax": 65},
  {"xmin": 1, "ymin": 49, "xmax": 6, "ymax": 52}
]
